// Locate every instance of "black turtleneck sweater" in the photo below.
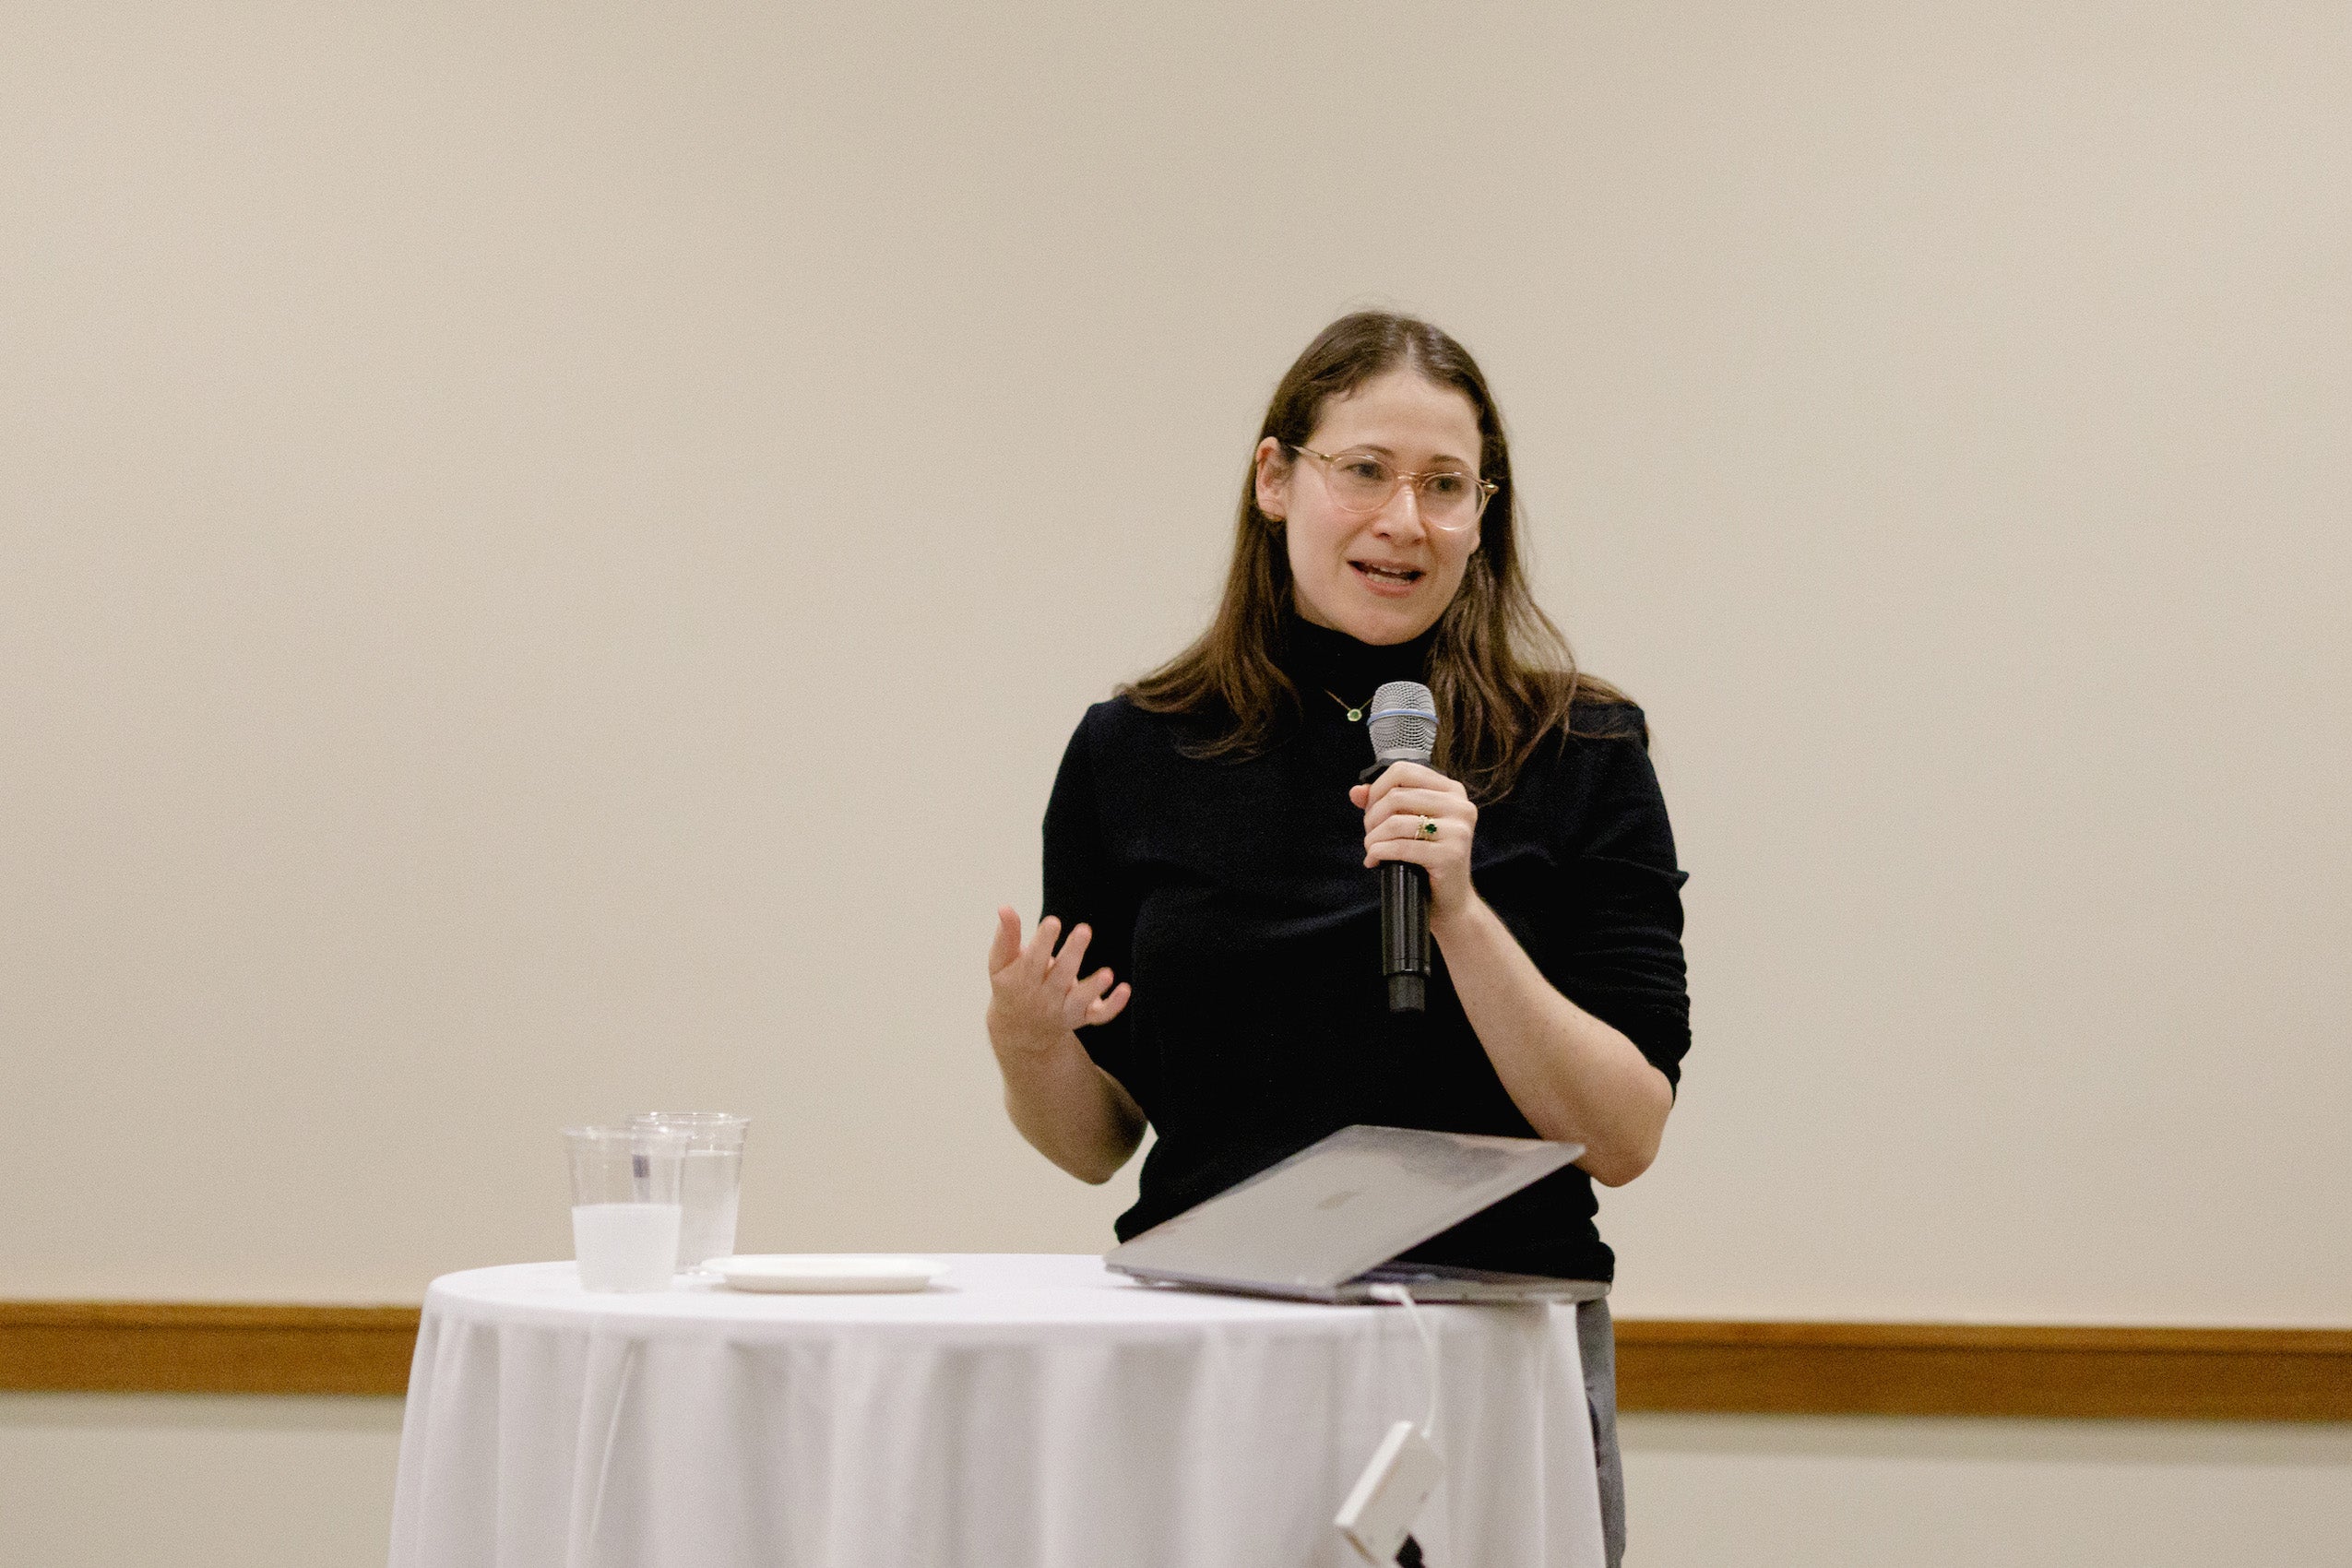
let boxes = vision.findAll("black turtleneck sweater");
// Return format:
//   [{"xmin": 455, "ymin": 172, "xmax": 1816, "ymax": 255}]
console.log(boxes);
[{"xmin": 1041, "ymin": 617, "xmax": 1690, "ymax": 1281}]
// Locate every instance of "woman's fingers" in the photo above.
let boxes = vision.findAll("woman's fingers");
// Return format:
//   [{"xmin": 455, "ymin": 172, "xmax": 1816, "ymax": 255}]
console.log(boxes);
[
  {"xmin": 1004, "ymin": 913, "xmax": 1092, "ymax": 994},
  {"xmin": 1365, "ymin": 809, "xmax": 1467, "ymax": 868},
  {"xmin": 1081, "ymin": 980, "xmax": 1132, "ymax": 1028},
  {"xmin": 1021, "ymin": 915, "xmax": 1064, "ymax": 979},
  {"xmin": 1352, "ymin": 765, "xmax": 1478, "ymax": 915},
  {"xmin": 1371, "ymin": 783, "xmax": 1465, "ymax": 812},
  {"xmin": 1367, "ymin": 808, "xmax": 1464, "ymax": 840},
  {"xmin": 987, "ymin": 906, "xmax": 1024, "ymax": 975},
  {"xmin": 991, "ymin": 912, "xmax": 1127, "ymax": 1028},
  {"xmin": 990, "ymin": 913, "xmax": 1134, "ymax": 1054},
  {"xmin": 1363, "ymin": 760, "xmax": 1452, "ymax": 800},
  {"xmin": 994, "ymin": 914, "xmax": 1063, "ymax": 1004},
  {"xmin": 1047, "ymin": 922, "xmax": 1093, "ymax": 988},
  {"xmin": 1366, "ymin": 830, "xmax": 1442, "ymax": 860},
  {"xmin": 1364, "ymin": 789, "xmax": 1470, "ymax": 831},
  {"xmin": 1359, "ymin": 763, "xmax": 1470, "ymax": 828},
  {"xmin": 1063, "ymin": 965, "xmax": 1118, "ymax": 1027},
  {"xmin": 1365, "ymin": 837, "xmax": 1465, "ymax": 878},
  {"xmin": 1366, "ymin": 817, "xmax": 1446, "ymax": 850}
]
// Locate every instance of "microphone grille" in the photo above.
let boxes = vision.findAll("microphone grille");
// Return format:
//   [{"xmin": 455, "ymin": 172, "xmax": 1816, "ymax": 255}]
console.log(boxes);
[{"xmin": 1367, "ymin": 681, "xmax": 1438, "ymax": 764}]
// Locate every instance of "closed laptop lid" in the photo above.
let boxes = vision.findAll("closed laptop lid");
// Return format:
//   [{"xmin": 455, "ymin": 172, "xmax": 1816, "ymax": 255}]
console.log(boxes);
[{"xmin": 1104, "ymin": 1124, "xmax": 1583, "ymax": 1292}]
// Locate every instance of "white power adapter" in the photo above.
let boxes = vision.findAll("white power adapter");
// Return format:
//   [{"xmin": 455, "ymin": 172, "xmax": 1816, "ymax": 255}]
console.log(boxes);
[
  {"xmin": 1334, "ymin": 1418, "xmax": 1443, "ymax": 1563},
  {"xmin": 1336, "ymin": 1282, "xmax": 1446, "ymax": 1563}
]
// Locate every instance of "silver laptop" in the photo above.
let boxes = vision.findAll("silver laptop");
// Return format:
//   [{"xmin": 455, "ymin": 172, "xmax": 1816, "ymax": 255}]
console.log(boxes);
[{"xmin": 1104, "ymin": 1124, "xmax": 1610, "ymax": 1304}]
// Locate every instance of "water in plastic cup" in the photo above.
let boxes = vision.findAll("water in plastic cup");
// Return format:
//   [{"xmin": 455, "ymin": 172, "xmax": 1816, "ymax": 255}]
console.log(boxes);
[
  {"xmin": 630, "ymin": 1112, "xmax": 748, "ymax": 1271},
  {"xmin": 564, "ymin": 1126, "xmax": 687, "ymax": 1291},
  {"xmin": 570, "ymin": 1202, "xmax": 681, "ymax": 1291}
]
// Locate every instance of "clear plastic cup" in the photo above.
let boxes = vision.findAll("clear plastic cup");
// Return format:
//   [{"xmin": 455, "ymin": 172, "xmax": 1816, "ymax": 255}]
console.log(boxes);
[
  {"xmin": 628, "ymin": 1112, "xmax": 748, "ymax": 1273},
  {"xmin": 564, "ymin": 1125, "xmax": 687, "ymax": 1291}
]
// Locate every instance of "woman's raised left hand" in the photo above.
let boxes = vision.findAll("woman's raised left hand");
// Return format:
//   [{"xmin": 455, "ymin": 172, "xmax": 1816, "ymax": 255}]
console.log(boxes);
[{"xmin": 1351, "ymin": 762, "xmax": 1480, "ymax": 928}]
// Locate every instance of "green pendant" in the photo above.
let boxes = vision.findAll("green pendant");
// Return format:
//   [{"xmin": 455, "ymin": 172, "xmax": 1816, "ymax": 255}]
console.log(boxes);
[{"xmin": 1347, "ymin": 707, "xmax": 1362, "ymax": 722}]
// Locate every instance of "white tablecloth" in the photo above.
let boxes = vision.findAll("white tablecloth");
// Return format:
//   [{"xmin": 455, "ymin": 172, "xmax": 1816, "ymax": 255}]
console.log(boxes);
[{"xmin": 389, "ymin": 1254, "xmax": 1604, "ymax": 1568}]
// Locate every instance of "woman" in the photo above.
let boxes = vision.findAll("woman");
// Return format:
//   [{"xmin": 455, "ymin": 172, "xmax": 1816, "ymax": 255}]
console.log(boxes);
[{"xmin": 985, "ymin": 311, "xmax": 1689, "ymax": 1564}]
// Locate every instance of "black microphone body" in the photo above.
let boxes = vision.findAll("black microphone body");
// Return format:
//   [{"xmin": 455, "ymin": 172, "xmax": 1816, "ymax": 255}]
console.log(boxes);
[
  {"xmin": 1362, "ymin": 681, "xmax": 1442, "ymax": 1014},
  {"xmin": 1380, "ymin": 860, "xmax": 1431, "ymax": 1013}
]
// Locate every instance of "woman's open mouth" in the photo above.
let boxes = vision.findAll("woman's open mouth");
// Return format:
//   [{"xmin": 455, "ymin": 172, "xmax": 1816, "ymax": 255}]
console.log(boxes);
[{"xmin": 1351, "ymin": 560, "xmax": 1424, "ymax": 596}]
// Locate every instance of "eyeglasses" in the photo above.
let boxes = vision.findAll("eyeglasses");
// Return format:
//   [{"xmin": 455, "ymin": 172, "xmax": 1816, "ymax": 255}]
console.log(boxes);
[{"xmin": 1288, "ymin": 444, "xmax": 1496, "ymax": 532}]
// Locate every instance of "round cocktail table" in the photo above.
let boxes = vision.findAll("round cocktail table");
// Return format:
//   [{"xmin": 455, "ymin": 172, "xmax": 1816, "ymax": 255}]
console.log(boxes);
[{"xmin": 388, "ymin": 1253, "xmax": 1604, "ymax": 1567}]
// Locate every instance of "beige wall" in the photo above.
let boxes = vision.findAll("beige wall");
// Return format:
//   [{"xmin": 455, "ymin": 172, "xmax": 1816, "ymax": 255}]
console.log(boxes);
[
  {"xmin": 4, "ymin": 3, "xmax": 2346, "ymax": 1563},
  {"xmin": 0, "ymin": 1395, "xmax": 404, "ymax": 1568}
]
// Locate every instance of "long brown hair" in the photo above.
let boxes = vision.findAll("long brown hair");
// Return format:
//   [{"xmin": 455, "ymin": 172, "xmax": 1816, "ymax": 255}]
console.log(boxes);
[{"xmin": 1122, "ymin": 311, "xmax": 1636, "ymax": 801}]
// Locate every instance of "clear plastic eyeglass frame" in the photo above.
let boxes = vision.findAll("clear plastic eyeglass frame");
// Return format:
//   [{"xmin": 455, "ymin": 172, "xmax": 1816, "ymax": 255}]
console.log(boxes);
[{"xmin": 1287, "ymin": 443, "xmax": 1497, "ymax": 532}]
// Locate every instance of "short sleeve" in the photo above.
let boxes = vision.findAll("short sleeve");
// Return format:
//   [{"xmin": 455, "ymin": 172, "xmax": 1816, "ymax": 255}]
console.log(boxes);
[
  {"xmin": 1526, "ymin": 714, "xmax": 1693, "ymax": 1091},
  {"xmin": 1039, "ymin": 707, "xmax": 1149, "ymax": 1109}
]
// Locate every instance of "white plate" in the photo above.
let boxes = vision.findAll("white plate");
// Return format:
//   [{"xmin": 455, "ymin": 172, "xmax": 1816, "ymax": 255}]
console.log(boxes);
[{"xmin": 711, "ymin": 1254, "xmax": 948, "ymax": 1293}]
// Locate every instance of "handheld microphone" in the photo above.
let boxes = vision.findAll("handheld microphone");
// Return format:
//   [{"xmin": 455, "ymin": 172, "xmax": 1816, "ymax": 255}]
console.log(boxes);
[{"xmin": 1365, "ymin": 681, "xmax": 1438, "ymax": 1013}]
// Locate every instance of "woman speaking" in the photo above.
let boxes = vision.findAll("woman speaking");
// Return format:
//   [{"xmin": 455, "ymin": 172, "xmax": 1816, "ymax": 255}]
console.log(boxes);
[{"xmin": 985, "ymin": 311, "xmax": 1690, "ymax": 1563}]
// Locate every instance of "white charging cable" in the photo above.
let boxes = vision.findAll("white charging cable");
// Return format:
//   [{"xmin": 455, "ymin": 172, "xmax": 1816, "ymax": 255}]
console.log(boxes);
[
  {"xmin": 1368, "ymin": 1283, "xmax": 1439, "ymax": 1443},
  {"xmin": 1341, "ymin": 1283, "xmax": 1443, "ymax": 1563}
]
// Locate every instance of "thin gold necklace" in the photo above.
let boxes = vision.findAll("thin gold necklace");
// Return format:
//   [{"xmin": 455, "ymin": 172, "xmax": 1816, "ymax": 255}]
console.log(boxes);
[{"xmin": 1325, "ymin": 687, "xmax": 1375, "ymax": 723}]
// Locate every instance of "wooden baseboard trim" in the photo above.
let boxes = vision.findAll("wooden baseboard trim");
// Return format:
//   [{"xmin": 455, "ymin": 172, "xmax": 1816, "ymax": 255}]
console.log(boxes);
[
  {"xmin": 4, "ymin": 1303, "xmax": 2346, "ymax": 1420},
  {"xmin": 0, "ymin": 1303, "xmax": 422, "ymax": 1396},
  {"xmin": 1612, "ymin": 1320, "xmax": 2352, "ymax": 1421}
]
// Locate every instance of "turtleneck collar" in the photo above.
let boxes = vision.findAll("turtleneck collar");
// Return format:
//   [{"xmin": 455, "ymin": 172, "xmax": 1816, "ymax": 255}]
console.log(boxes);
[{"xmin": 1276, "ymin": 612, "xmax": 1440, "ymax": 707}]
